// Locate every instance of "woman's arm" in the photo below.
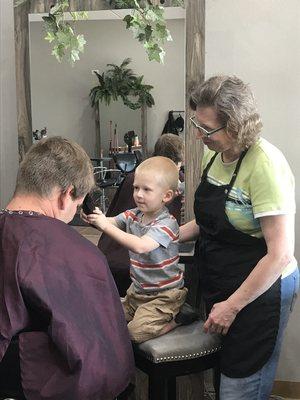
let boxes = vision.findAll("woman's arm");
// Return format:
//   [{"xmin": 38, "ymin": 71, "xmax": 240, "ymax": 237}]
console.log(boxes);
[
  {"xmin": 179, "ymin": 219, "xmax": 200, "ymax": 242},
  {"xmin": 204, "ymin": 214, "xmax": 295, "ymax": 335}
]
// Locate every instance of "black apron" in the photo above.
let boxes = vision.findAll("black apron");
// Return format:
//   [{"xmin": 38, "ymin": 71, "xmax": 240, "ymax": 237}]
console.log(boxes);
[{"xmin": 194, "ymin": 151, "xmax": 281, "ymax": 378}]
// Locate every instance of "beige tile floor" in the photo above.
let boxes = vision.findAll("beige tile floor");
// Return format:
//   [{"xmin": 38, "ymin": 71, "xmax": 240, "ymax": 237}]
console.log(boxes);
[
  {"xmin": 74, "ymin": 225, "xmax": 298, "ymax": 400},
  {"xmin": 72, "ymin": 225, "xmax": 101, "ymax": 246}
]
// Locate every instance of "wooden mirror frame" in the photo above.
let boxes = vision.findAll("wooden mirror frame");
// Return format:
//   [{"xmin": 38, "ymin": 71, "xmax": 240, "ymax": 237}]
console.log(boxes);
[{"xmin": 14, "ymin": 0, "xmax": 205, "ymax": 221}]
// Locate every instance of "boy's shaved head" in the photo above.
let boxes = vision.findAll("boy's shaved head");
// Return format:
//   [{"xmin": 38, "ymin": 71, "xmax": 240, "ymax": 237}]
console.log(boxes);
[{"xmin": 135, "ymin": 156, "xmax": 179, "ymax": 192}]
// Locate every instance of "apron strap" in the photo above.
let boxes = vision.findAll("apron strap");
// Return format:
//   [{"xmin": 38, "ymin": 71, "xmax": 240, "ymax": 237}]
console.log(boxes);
[
  {"xmin": 225, "ymin": 149, "xmax": 249, "ymax": 196},
  {"xmin": 202, "ymin": 152, "xmax": 218, "ymax": 181}
]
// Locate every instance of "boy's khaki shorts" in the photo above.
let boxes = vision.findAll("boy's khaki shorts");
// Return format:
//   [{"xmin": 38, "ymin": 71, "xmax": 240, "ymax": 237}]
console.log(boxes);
[{"xmin": 122, "ymin": 283, "xmax": 187, "ymax": 343}]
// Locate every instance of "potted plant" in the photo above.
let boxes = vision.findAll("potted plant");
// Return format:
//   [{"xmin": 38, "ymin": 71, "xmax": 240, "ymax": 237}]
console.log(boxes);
[{"xmin": 89, "ymin": 58, "xmax": 155, "ymax": 110}]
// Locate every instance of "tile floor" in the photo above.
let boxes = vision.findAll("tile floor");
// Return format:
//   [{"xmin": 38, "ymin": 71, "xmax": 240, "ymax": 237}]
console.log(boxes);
[{"xmin": 72, "ymin": 225, "xmax": 101, "ymax": 246}]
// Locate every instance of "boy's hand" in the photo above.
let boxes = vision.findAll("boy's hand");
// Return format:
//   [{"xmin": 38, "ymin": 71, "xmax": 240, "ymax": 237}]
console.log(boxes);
[{"xmin": 85, "ymin": 207, "xmax": 109, "ymax": 231}]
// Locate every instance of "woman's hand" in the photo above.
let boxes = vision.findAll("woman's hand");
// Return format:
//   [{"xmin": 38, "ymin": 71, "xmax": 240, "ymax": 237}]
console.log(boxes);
[{"xmin": 203, "ymin": 300, "xmax": 239, "ymax": 335}]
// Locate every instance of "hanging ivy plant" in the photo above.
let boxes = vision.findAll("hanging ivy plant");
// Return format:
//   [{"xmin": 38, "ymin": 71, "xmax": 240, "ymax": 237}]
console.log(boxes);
[
  {"xmin": 89, "ymin": 58, "xmax": 155, "ymax": 110},
  {"xmin": 42, "ymin": 0, "xmax": 88, "ymax": 65},
  {"xmin": 111, "ymin": 0, "xmax": 184, "ymax": 63},
  {"xmin": 40, "ymin": 0, "xmax": 184, "ymax": 65}
]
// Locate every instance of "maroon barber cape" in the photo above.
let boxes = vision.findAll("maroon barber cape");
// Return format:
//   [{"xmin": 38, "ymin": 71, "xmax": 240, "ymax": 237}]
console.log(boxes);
[{"xmin": 0, "ymin": 210, "xmax": 134, "ymax": 400}]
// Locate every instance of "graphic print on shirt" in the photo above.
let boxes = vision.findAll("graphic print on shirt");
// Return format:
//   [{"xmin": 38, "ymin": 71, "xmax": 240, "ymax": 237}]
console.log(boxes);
[{"xmin": 206, "ymin": 174, "xmax": 261, "ymax": 237}]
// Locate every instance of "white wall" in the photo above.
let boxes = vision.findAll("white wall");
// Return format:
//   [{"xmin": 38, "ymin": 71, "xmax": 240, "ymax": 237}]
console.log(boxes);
[
  {"xmin": 29, "ymin": 17, "xmax": 185, "ymax": 157},
  {"xmin": 0, "ymin": 0, "xmax": 19, "ymax": 208},
  {"xmin": 206, "ymin": 0, "xmax": 300, "ymax": 382}
]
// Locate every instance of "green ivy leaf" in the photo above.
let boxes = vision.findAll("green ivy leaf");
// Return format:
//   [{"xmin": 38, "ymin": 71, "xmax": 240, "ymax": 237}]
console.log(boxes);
[
  {"xmin": 52, "ymin": 43, "xmax": 65, "ymax": 62},
  {"xmin": 42, "ymin": 15, "xmax": 56, "ymax": 24},
  {"xmin": 50, "ymin": 0, "xmax": 69, "ymax": 15},
  {"xmin": 70, "ymin": 11, "xmax": 88, "ymax": 21},
  {"xmin": 121, "ymin": 1, "xmax": 180, "ymax": 63},
  {"xmin": 137, "ymin": 33, "xmax": 146, "ymax": 42},
  {"xmin": 146, "ymin": 9, "xmax": 159, "ymax": 22},
  {"xmin": 43, "ymin": 0, "xmax": 184, "ymax": 65},
  {"xmin": 144, "ymin": 25, "xmax": 153, "ymax": 41},
  {"xmin": 172, "ymin": 0, "xmax": 185, "ymax": 6},
  {"xmin": 43, "ymin": 0, "xmax": 87, "ymax": 65},
  {"xmin": 70, "ymin": 49, "xmax": 80, "ymax": 62},
  {"xmin": 77, "ymin": 35, "xmax": 86, "ymax": 52},
  {"xmin": 44, "ymin": 31, "xmax": 55, "ymax": 43},
  {"xmin": 123, "ymin": 14, "xmax": 133, "ymax": 29}
]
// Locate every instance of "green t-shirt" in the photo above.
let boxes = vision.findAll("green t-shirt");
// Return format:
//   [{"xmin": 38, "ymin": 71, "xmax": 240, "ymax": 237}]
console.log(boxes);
[{"xmin": 202, "ymin": 138, "xmax": 295, "ymax": 238}]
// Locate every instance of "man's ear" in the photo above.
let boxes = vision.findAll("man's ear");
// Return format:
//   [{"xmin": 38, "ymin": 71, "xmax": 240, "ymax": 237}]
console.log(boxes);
[
  {"xmin": 163, "ymin": 189, "xmax": 174, "ymax": 204},
  {"xmin": 58, "ymin": 186, "xmax": 74, "ymax": 210}
]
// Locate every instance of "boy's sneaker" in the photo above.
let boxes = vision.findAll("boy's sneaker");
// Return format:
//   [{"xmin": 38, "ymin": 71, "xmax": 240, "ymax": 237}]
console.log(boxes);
[{"xmin": 174, "ymin": 302, "xmax": 200, "ymax": 325}]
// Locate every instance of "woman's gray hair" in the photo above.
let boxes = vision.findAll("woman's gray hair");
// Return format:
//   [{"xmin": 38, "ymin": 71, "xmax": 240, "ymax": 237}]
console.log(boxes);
[
  {"xmin": 189, "ymin": 75, "xmax": 263, "ymax": 149},
  {"xmin": 15, "ymin": 136, "xmax": 94, "ymax": 199}
]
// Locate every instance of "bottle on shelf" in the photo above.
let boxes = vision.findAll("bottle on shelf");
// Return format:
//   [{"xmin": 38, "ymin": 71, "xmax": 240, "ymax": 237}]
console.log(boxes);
[
  {"xmin": 133, "ymin": 133, "xmax": 139, "ymax": 147},
  {"xmin": 109, "ymin": 120, "xmax": 113, "ymax": 154},
  {"xmin": 114, "ymin": 124, "xmax": 119, "ymax": 153}
]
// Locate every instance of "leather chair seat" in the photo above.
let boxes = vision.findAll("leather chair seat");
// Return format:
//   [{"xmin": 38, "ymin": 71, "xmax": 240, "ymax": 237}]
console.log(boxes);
[{"xmin": 134, "ymin": 320, "xmax": 221, "ymax": 364}]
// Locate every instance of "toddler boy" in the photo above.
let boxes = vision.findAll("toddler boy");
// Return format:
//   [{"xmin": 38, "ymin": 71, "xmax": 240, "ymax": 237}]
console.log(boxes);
[{"xmin": 84, "ymin": 156, "xmax": 187, "ymax": 343}]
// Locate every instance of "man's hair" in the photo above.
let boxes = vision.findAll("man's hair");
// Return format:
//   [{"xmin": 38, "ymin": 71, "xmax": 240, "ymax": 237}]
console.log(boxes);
[
  {"xmin": 135, "ymin": 156, "xmax": 179, "ymax": 192},
  {"xmin": 189, "ymin": 75, "xmax": 262, "ymax": 149},
  {"xmin": 15, "ymin": 136, "xmax": 94, "ymax": 199},
  {"xmin": 153, "ymin": 133, "xmax": 184, "ymax": 164}
]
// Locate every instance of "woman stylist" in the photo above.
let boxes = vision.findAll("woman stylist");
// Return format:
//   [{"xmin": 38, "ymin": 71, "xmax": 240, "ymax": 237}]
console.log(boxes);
[{"xmin": 180, "ymin": 75, "xmax": 299, "ymax": 399}]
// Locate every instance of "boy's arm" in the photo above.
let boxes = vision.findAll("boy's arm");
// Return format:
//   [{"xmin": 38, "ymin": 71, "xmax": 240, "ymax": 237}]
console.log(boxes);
[
  {"xmin": 105, "ymin": 217, "xmax": 118, "ymax": 227},
  {"xmin": 87, "ymin": 209, "xmax": 159, "ymax": 254}
]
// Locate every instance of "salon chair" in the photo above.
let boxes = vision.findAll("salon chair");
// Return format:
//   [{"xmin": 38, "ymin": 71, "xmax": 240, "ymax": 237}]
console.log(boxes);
[
  {"xmin": 112, "ymin": 152, "xmax": 140, "ymax": 174},
  {"xmin": 132, "ymin": 248, "xmax": 222, "ymax": 400},
  {"xmin": 0, "ymin": 337, "xmax": 26, "ymax": 400},
  {"xmin": 133, "ymin": 150, "xmax": 143, "ymax": 165},
  {"xmin": 93, "ymin": 166, "xmax": 123, "ymax": 213},
  {"xmin": 133, "ymin": 322, "xmax": 221, "ymax": 400}
]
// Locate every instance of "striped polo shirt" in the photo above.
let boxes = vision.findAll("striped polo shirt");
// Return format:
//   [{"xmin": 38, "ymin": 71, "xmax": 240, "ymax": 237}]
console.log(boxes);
[{"xmin": 115, "ymin": 207, "xmax": 183, "ymax": 293}]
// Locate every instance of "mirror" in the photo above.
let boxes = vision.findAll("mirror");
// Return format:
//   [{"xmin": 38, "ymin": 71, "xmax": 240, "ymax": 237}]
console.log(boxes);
[
  {"xmin": 28, "ymin": 8, "xmax": 185, "ymax": 158},
  {"xmin": 99, "ymin": 100, "xmax": 142, "ymax": 155}
]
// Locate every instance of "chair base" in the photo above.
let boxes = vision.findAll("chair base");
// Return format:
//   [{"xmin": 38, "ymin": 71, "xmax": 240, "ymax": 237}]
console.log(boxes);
[{"xmin": 134, "ymin": 351, "xmax": 220, "ymax": 400}]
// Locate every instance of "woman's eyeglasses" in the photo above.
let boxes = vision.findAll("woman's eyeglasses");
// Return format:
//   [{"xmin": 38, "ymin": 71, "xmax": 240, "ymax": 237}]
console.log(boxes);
[{"xmin": 190, "ymin": 116, "xmax": 225, "ymax": 137}]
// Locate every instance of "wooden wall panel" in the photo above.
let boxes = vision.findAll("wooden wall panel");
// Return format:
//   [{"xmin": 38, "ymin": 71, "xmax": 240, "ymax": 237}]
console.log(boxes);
[
  {"xmin": 28, "ymin": 0, "xmax": 174, "ymax": 13},
  {"xmin": 185, "ymin": 0, "xmax": 205, "ymax": 222},
  {"xmin": 29, "ymin": 0, "xmax": 47, "ymax": 13},
  {"xmin": 14, "ymin": 0, "xmax": 33, "ymax": 159},
  {"xmin": 1, "ymin": 0, "xmax": 19, "ymax": 207},
  {"xmin": 141, "ymin": 105, "xmax": 148, "ymax": 157}
]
